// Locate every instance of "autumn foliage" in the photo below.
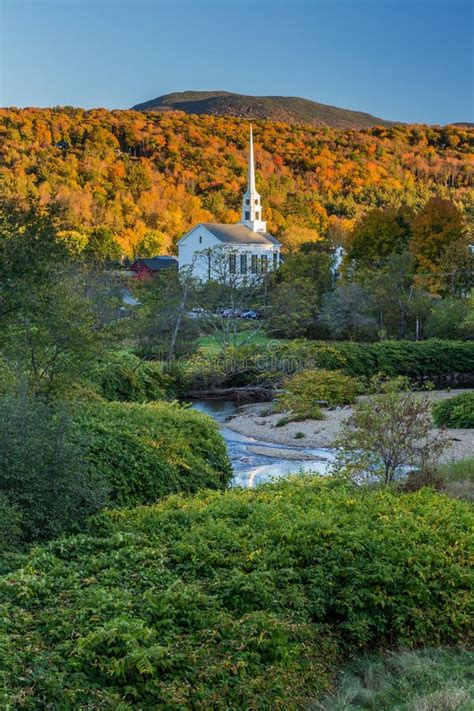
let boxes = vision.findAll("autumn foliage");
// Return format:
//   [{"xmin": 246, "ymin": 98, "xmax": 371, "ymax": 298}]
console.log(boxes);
[{"xmin": 0, "ymin": 107, "xmax": 472, "ymax": 257}]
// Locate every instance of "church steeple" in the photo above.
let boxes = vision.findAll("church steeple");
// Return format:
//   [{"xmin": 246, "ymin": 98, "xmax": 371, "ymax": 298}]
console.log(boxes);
[{"xmin": 240, "ymin": 125, "xmax": 267, "ymax": 233}]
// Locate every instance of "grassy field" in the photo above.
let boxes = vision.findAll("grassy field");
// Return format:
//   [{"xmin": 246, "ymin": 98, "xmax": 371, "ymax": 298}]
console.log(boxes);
[
  {"xmin": 438, "ymin": 457, "xmax": 474, "ymax": 502},
  {"xmin": 197, "ymin": 331, "xmax": 281, "ymax": 353},
  {"xmin": 313, "ymin": 647, "xmax": 474, "ymax": 710}
]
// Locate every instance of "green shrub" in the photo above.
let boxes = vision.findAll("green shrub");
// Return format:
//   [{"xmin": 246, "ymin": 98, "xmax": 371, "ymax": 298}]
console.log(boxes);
[
  {"xmin": 73, "ymin": 400, "xmax": 232, "ymax": 506},
  {"xmin": 0, "ymin": 493, "xmax": 22, "ymax": 552},
  {"xmin": 181, "ymin": 340, "xmax": 474, "ymax": 392},
  {"xmin": 432, "ymin": 392, "xmax": 474, "ymax": 428},
  {"xmin": 0, "ymin": 479, "xmax": 471, "ymax": 709},
  {"xmin": 0, "ymin": 396, "xmax": 107, "ymax": 544},
  {"xmin": 276, "ymin": 369, "xmax": 361, "ymax": 420},
  {"xmin": 89, "ymin": 350, "xmax": 176, "ymax": 402}
]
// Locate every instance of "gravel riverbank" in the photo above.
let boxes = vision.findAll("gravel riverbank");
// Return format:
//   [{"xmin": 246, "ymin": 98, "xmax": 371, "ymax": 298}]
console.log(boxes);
[{"xmin": 226, "ymin": 389, "xmax": 473, "ymax": 463}]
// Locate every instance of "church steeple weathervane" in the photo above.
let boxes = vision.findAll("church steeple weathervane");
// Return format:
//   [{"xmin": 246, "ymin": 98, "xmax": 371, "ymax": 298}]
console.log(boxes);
[{"xmin": 240, "ymin": 124, "xmax": 267, "ymax": 233}]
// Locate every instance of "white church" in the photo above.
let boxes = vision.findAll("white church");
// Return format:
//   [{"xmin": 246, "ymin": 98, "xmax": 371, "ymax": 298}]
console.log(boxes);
[{"xmin": 178, "ymin": 126, "xmax": 281, "ymax": 281}]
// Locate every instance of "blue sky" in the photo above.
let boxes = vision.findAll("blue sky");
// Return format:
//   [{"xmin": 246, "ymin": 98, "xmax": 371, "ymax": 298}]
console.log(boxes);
[{"xmin": 0, "ymin": 0, "xmax": 472, "ymax": 124}]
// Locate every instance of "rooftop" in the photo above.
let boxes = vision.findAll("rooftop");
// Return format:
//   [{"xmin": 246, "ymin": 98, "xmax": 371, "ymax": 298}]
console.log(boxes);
[{"xmin": 200, "ymin": 223, "xmax": 281, "ymax": 246}]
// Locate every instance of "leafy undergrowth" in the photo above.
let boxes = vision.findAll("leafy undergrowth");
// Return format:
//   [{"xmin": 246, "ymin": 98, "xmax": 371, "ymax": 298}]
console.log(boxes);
[
  {"xmin": 72, "ymin": 400, "xmax": 233, "ymax": 507},
  {"xmin": 432, "ymin": 392, "xmax": 474, "ymax": 428},
  {"xmin": 0, "ymin": 478, "xmax": 472, "ymax": 709},
  {"xmin": 312, "ymin": 647, "xmax": 474, "ymax": 710}
]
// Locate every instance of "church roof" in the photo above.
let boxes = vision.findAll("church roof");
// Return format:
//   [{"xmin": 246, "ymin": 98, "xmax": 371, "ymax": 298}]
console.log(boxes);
[{"xmin": 201, "ymin": 223, "xmax": 281, "ymax": 246}]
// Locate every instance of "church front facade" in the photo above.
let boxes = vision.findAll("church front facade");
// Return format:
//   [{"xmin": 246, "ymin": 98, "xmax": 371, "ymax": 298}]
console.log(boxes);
[{"xmin": 178, "ymin": 126, "xmax": 281, "ymax": 281}]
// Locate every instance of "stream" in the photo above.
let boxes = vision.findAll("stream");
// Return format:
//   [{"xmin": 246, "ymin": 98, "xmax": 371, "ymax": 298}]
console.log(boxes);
[{"xmin": 191, "ymin": 399, "xmax": 336, "ymax": 488}]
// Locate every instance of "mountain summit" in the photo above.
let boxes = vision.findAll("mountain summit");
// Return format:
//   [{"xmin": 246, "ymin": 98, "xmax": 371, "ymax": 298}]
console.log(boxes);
[{"xmin": 132, "ymin": 91, "xmax": 394, "ymax": 129}]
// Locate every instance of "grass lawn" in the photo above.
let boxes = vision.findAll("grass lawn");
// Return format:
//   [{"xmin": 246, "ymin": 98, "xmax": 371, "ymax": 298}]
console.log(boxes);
[
  {"xmin": 197, "ymin": 331, "xmax": 281, "ymax": 353},
  {"xmin": 313, "ymin": 647, "xmax": 474, "ymax": 710}
]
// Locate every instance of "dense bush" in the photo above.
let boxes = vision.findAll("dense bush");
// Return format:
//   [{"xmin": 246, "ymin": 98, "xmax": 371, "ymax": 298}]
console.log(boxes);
[
  {"xmin": 432, "ymin": 392, "xmax": 474, "ymax": 428},
  {"xmin": 0, "ymin": 396, "xmax": 107, "ymax": 544},
  {"xmin": 0, "ymin": 493, "xmax": 22, "ymax": 552},
  {"xmin": 73, "ymin": 401, "xmax": 232, "ymax": 506},
  {"xmin": 0, "ymin": 479, "xmax": 471, "ymax": 709},
  {"xmin": 89, "ymin": 350, "xmax": 176, "ymax": 402},
  {"xmin": 276, "ymin": 369, "xmax": 361, "ymax": 419},
  {"xmin": 182, "ymin": 339, "xmax": 474, "ymax": 392}
]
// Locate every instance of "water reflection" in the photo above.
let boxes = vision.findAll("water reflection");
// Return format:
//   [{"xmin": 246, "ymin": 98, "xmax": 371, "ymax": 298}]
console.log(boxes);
[{"xmin": 191, "ymin": 399, "xmax": 335, "ymax": 488}]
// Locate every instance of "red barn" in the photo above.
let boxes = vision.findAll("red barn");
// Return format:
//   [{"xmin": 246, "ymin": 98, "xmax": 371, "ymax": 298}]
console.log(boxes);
[{"xmin": 130, "ymin": 256, "xmax": 178, "ymax": 279}]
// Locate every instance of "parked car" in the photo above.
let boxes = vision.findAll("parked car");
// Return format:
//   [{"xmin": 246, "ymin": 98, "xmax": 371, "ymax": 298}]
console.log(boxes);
[{"xmin": 240, "ymin": 310, "xmax": 261, "ymax": 319}]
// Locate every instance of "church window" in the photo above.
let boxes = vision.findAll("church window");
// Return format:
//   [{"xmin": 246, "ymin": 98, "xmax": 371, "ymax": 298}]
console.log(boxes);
[
  {"xmin": 199, "ymin": 235, "xmax": 202, "ymax": 244},
  {"xmin": 260, "ymin": 255, "xmax": 268, "ymax": 272},
  {"xmin": 240, "ymin": 254, "xmax": 247, "ymax": 274},
  {"xmin": 273, "ymin": 252, "xmax": 279, "ymax": 269},
  {"xmin": 254, "ymin": 199, "xmax": 258, "ymax": 204},
  {"xmin": 245, "ymin": 211, "xmax": 250, "ymax": 220},
  {"xmin": 251, "ymin": 255, "xmax": 258, "ymax": 273},
  {"xmin": 255, "ymin": 212, "xmax": 259, "ymax": 220},
  {"xmin": 229, "ymin": 254, "xmax": 236, "ymax": 274},
  {"xmin": 246, "ymin": 199, "xmax": 250, "ymax": 205}
]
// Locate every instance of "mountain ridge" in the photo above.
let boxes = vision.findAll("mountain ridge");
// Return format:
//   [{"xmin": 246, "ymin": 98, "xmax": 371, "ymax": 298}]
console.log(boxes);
[{"xmin": 132, "ymin": 90, "xmax": 396, "ymax": 129}]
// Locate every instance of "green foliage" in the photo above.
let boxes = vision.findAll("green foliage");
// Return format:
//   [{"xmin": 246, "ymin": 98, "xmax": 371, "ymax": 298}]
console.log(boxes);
[
  {"xmin": 348, "ymin": 207, "xmax": 412, "ymax": 267},
  {"xmin": 0, "ymin": 396, "xmax": 107, "ymax": 544},
  {"xmin": 276, "ymin": 369, "xmax": 360, "ymax": 420},
  {"xmin": 432, "ymin": 392, "xmax": 474, "ymax": 428},
  {"xmin": 0, "ymin": 479, "xmax": 472, "ymax": 708},
  {"xmin": 89, "ymin": 350, "xmax": 176, "ymax": 402},
  {"xmin": 72, "ymin": 400, "xmax": 232, "ymax": 507},
  {"xmin": 83, "ymin": 226, "xmax": 121, "ymax": 266},
  {"xmin": 425, "ymin": 298, "xmax": 471, "ymax": 340},
  {"xmin": 0, "ymin": 200, "xmax": 122, "ymax": 398},
  {"xmin": 181, "ymin": 339, "xmax": 474, "ymax": 392},
  {"xmin": 317, "ymin": 284, "xmax": 378, "ymax": 340},
  {"xmin": 0, "ymin": 493, "xmax": 22, "ymax": 552},
  {"xmin": 313, "ymin": 647, "xmax": 474, "ymax": 710}
]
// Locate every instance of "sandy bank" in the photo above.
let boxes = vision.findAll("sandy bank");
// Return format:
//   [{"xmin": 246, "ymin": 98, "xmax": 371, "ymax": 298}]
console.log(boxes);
[{"xmin": 226, "ymin": 389, "xmax": 473, "ymax": 463}]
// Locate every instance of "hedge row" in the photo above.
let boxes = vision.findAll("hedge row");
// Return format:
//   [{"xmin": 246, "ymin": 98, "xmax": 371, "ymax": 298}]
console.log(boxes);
[
  {"xmin": 73, "ymin": 401, "xmax": 232, "ymax": 507},
  {"xmin": 0, "ymin": 479, "xmax": 471, "ymax": 709},
  {"xmin": 182, "ymin": 339, "xmax": 474, "ymax": 390}
]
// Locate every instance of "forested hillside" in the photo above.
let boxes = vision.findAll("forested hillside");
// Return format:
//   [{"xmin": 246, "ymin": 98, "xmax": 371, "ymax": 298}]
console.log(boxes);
[
  {"xmin": 0, "ymin": 107, "xmax": 472, "ymax": 257},
  {"xmin": 132, "ymin": 90, "xmax": 393, "ymax": 128}
]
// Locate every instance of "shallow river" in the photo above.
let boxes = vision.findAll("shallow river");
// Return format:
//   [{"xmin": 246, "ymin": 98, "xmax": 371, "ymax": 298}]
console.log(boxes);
[{"xmin": 191, "ymin": 399, "xmax": 336, "ymax": 488}]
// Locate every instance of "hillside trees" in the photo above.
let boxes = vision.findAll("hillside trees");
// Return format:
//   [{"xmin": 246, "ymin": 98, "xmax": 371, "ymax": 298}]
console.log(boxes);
[
  {"xmin": 0, "ymin": 108, "xmax": 472, "ymax": 257},
  {"xmin": 410, "ymin": 197, "xmax": 471, "ymax": 294},
  {"xmin": 347, "ymin": 207, "xmax": 412, "ymax": 268}
]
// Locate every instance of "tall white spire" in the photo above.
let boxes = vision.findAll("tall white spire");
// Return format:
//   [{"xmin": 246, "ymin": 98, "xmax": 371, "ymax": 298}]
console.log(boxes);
[
  {"xmin": 248, "ymin": 124, "xmax": 256, "ymax": 193},
  {"xmin": 240, "ymin": 124, "xmax": 267, "ymax": 233}
]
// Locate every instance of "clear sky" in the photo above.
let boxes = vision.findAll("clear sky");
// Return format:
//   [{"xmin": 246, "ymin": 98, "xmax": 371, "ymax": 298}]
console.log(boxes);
[{"xmin": 0, "ymin": 0, "xmax": 472, "ymax": 124}]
